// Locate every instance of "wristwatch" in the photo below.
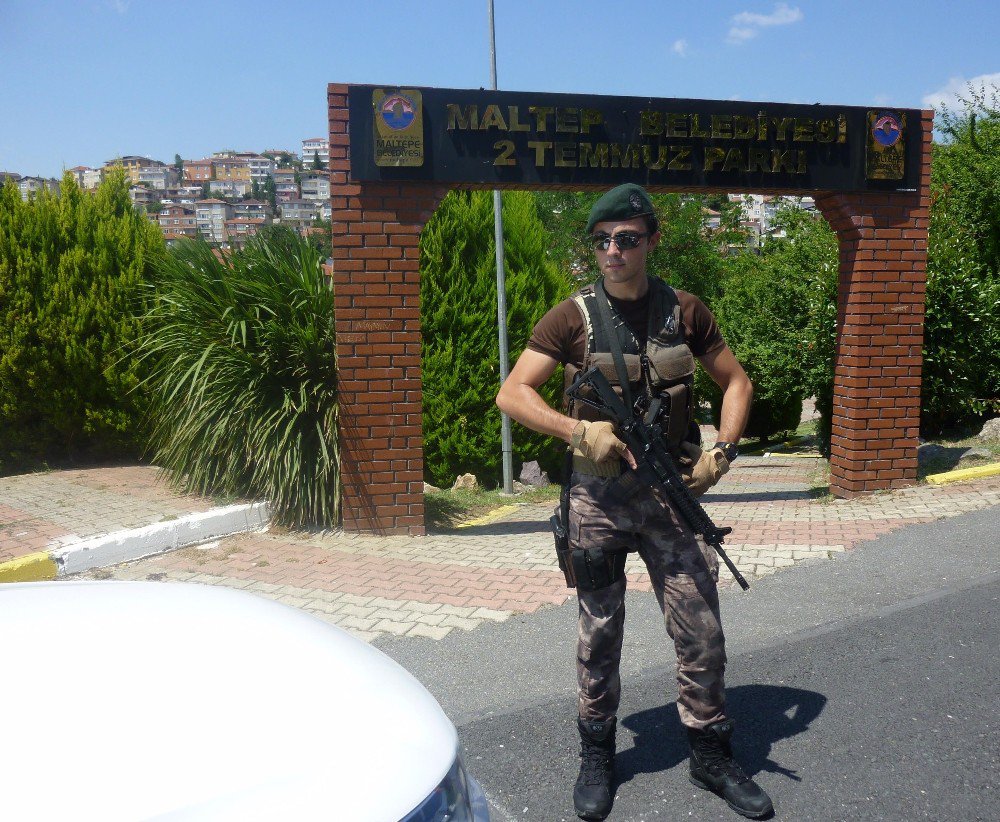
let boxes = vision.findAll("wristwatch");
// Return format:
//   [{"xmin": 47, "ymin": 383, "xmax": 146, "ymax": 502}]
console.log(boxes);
[{"xmin": 714, "ymin": 441, "xmax": 739, "ymax": 463}]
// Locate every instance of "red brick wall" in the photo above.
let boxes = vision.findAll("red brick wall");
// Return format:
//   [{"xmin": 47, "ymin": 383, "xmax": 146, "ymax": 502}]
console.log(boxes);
[
  {"xmin": 329, "ymin": 84, "xmax": 447, "ymax": 535},
  {"xmin": 815, "ymin": 110, "xmax": 933, "ymax": 495},
  {"xmin": 330, "ymin": 82, "xmax": 933, "ymax": 530}
]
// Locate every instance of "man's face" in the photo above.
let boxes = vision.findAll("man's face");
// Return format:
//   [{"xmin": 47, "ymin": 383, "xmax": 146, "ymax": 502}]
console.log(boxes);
[{"xmin": 591, "ymin": 217, "xmax": 660, "ymax": 287}]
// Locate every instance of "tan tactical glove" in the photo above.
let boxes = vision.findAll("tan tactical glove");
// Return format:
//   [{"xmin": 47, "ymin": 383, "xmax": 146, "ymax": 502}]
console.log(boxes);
[
  {"xmin": 570, "ymin": 420, "xmax": 630, "ymax": 465},
  {"xmin": 680, "ymin": 442, "xmax": 730, "ymax": 497}
]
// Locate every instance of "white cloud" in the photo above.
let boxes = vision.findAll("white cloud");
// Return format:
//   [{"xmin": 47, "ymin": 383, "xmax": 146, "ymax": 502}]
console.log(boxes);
[
  {"xmin": 922, "ymin": 72, "xmax": 1000, "ymax": 111},
  {"xmin": 672, "ymin": 39, "xmax": 689, "ymax": 57},
  {"xmin": 727, "ymin": 3, "xmax": 803, "ymax": 44}
]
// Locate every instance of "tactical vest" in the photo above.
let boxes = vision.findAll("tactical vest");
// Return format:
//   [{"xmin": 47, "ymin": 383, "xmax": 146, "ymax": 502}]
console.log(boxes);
[{"xmin": 564, "ymin": 277, "xmax": 697, "ymax": 456}]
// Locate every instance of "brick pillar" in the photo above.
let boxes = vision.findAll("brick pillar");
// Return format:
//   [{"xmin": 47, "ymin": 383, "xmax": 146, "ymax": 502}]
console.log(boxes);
[
  {"xmin": 328, "ymin": 84, "xmax": 446, "ymax": 534},
  {"xmin": 815, "ymin": 110, "xmax": 933, "ymax": 496}
]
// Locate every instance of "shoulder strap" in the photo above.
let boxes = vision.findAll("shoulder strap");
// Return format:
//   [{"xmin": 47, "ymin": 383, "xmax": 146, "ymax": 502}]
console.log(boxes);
[{"xmin": 595, "ymin": 278, "xmax": 634, "ymax": 413}]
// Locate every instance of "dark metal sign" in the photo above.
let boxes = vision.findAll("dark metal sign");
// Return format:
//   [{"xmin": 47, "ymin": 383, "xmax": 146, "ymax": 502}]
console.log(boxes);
[{"xmin": 348, "ymin": 85, "xmax": 920, "ymax": 192}]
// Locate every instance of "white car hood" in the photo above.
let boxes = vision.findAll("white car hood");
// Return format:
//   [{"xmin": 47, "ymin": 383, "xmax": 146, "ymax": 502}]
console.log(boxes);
[{"xmin": 1, "ymin": 581, "xmax": 457, "ymax": 821}]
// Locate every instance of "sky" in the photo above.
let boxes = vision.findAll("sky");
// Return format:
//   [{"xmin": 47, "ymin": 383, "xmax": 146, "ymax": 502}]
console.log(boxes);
[{"xmin": 2, "ymin": 0, "xmax": 998, "ymax": 179}]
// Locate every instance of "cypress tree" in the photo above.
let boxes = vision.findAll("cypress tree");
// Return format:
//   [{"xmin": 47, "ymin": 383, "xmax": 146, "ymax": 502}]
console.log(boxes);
[
  {"xmin": 0, "ymin": 169, "xmax": 164, "ymax": 471},
  {"xmin": 420, "ymin": 191, "xmax": 570, "ymax": 487}
]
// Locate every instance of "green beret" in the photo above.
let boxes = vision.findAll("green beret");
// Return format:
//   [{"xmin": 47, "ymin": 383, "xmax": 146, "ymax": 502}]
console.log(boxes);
[{"xmin": 586, "ymin": 184, "xmax": 655, "ymax": 234}]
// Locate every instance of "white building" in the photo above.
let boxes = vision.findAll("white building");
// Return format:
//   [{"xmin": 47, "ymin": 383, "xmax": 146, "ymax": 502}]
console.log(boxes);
[
  {"xmin": 138, "ymin": 165, "xmax": 180, "ymax": 190},
  {"xmin": 301, "ymin": 137, "xmax": 329, "ymax": 168},
  {"xmin": 17, "ymin": 176, "xmax": 60, "ymax": 200},
  {"xmin": 207, "ymin": 179, "xmax": 251, "ymax": 199},
  {"xmin": 299, "ymin": 171, "xmax": 330, "ymax": 202},
  {"xmin": 195, "ymin": 199, "xmax": 233, "ymax": 244}
]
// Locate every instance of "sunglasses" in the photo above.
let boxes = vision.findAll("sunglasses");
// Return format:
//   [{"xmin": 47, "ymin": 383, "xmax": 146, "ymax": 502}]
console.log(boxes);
[{"xmin": 590, "ymin": 231, "xmax": 649, "ymax": 251}]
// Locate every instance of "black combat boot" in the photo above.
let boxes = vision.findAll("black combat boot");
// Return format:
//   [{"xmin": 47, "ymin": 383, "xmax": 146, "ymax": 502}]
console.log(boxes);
[
  {"xmin": 573, "ymin": 717, "xmax": 616, "ymax": 820},
  {"xmin": 687, "ymin": 719, "xmax": 773, "ymax": 819}
]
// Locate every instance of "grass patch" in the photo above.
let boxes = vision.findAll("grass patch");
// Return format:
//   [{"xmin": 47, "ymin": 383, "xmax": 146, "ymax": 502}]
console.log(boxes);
[{"xmin": 425, "ymin": 483, "xmax": 561, "ymax": 530}]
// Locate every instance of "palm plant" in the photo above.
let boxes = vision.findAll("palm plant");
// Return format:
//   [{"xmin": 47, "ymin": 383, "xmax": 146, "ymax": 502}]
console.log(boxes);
[{"xmin": 139, "ymin": 228, "xmax": 339, "ymax": 528}]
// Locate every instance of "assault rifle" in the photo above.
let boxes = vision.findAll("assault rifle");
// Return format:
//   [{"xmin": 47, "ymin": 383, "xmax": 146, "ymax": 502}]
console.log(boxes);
[{"xmin": 566, "ymin": 366, "xmax": 751, "ymax": 591}]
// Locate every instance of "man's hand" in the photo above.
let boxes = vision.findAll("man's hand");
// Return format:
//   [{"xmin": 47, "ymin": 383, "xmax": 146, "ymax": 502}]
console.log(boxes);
[
  {"xmin": 571, "ymin": 420, "xmax": 633, "ymax": 466},
  {"xmin": 680, "ymin": 442, "xmax": 730, "ymax": 497}
]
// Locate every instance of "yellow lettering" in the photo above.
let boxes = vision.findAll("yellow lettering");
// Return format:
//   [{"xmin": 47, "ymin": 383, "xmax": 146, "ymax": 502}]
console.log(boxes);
[
  {"xmin": 797, "ymin": 150, "xmax": 808, "ymax": 173},
  {"xmin": 816, "ymin": 118, "xmax": 836, "ymax": 143},
  {"xmin": 733, "ymin": 115, "xmax": 756, "ymax": 140},
  {"xmin": 641, "ymin": 110, "xmax": 663, "ymax": 137},
  {"xmin": 508, "ymin": 106, "xmax": 530, "ymax": 132},
  {"xmin": 479, "ymin": 104, "xmax": 508, "ymax": 131},
  {"xmin": 554, "ymin": 141, "xmax": 576, "ymax": 166},
  {"xmin": 493, "ymin": 139, "xmax": 516, "ymax": 166},
  {"xmin": 749, "ymin": 147, "xmax": 770, "ymax": 173},
  {"xmin": 529, "ymin": 106, "xmax": 555, "ymax": 131},
  {"xmin": 770, "ymin": 117, "xmax": 794, "ymax": 141},
  {"xmin": 690, "ymin": 114, "xmax": 710, "ymax": 138},
  {"xmin": 711, "ymin": 115, "xmax": 733, "ymax": 139},
  {"xmin": 668, "ymin": 146, "xmax": 693, "ymax": 171},
  {"xmin": 643, "ymin": 144, "xmax": 668, "ymax": 170},
  {"xmin": 556, "ymin": 107, "xmax": 579, "ymax": 133},
  {"xmin": 666, "ymin": 113, "xmax": 688, "ymax": 138},
  {"xmin": 703, "ymin": 147, "xmax": 726, "ymax": 171},
  {"xmin": 581, "ymin": 109, "xmax": 604, "ymax": 135},
  {"xmin": 722, "ymin": 147, "xmax": 744, "ymax": 172},
  {"xmin": 771, "ymin": 149, "xmax": 797, "ymax": 173},
  {"xmin": 527, "ymin": 140, "xmax": 552, "ymax": 165},
  {"xmin": 837, "ymin": 114, "xmax": 848, "ymax": 143},
  {"xmin": 579, "ymin": 142, "xmax": 609, "ymax": 167},
  {"xmin": 793, "ymin": 118, "xmax": 814, "ymax": 142},
  {"xmin": 757, "ymin": 112, "xmax": 769, "ymax": 141},
  {"xmin": 611, "ymin": 143, "xmax": 642, "ymax": 168},
  {"xmin": 446, "ymin": 103, "xmax": 478, "ymax": 130}
]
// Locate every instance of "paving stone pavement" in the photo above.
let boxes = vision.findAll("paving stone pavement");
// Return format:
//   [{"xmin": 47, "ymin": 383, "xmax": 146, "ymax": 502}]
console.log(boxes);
[
  {"xmin": 42, "ymin": 456, "xmax": 1000, "ymax": 644},
  {"xmin": 0, "ymin": 466, "xmax": 227, "ymax": 564}
]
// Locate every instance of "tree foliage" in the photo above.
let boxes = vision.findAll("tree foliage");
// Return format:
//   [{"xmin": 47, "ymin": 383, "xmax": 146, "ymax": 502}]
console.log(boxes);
[
  {"xmin": 0, "ymin": 170, "xmax": 164, "ymax": 472},
  {"xmin": 420, "ymin": 191, "xmax": 571, "ymax": 487},
  {"xmin": 922, "ymin": 85, "xmax": 1000, "ymax": 430},
  {"xmin": 706, "ymin": 208, "xmax": 838, "ymax": 443},
  {"xmin": 139, "ymin": 229, "xmax": 340, "ymax": 528}
]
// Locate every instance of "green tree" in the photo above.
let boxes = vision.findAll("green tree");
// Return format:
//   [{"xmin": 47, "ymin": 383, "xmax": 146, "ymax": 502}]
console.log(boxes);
[
  {"xmin": 921, "ymin": 85, "xmax": 1000, "ymax": 430},
  {"xmin": 262, "ymin": 176, "xmax": 277, "ymax": 210},
  {"xmin": 0, "ymin": 170, "xmax": 165, "ymax": 471},
  {"xmin": 173, "ymin": 153, "xmax": 183, "ymax": 176},
  {"xmin": 420, "ymin": 191, "xmax": 572, "ymax": 486},
  {"xmin": 706, "ymin": 207, "xmax": 838, "ymax": 444},
  {"xmin": 140, "ymin": 231, "xmax": 339, "ymax": 528},
  {"xmin": 533, "ymin": 191, "xmax": 743, "ymax": 302}
]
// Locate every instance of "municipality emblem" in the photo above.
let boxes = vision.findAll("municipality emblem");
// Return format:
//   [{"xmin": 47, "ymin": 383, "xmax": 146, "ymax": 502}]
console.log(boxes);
[
  {"xmin": 872, "ymin": 113, "xmax": 902, "ymax": 147},
  {"xmin": 380, "ymin": 94, "xmax": 417, "ymax": 131}
]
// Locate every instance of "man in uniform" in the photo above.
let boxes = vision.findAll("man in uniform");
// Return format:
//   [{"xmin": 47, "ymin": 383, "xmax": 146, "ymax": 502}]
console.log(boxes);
[{"xmin": 496, "ymin": 184, "xmax": 773, "ymax": 820}]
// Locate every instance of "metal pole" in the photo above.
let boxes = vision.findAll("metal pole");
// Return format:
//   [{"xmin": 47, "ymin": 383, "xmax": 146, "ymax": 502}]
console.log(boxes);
[{"xmin": 489, "ymin": 0, "xmax": 514, "ymax": 494}]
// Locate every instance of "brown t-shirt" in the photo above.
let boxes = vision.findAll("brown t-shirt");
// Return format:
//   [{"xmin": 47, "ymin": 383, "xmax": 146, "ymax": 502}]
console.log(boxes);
[{"xmin": 527, "ymin": 283, "xmax": 725, "ymax": 368}]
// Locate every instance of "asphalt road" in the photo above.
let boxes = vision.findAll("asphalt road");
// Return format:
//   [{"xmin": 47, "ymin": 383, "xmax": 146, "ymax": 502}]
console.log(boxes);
[{"xmin": 377, "ymin": 506, "xmax": 999, "ymax": 822}]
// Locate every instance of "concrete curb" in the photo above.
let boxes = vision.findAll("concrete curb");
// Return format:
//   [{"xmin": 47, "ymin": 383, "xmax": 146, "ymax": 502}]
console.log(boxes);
[
  {"xmin": 925, "ymin": 461, "xmax": 1000, "ymax": 485},
  {"xmin": 0, "ymin": 502, "xmax": 271, "ymax": 582}
]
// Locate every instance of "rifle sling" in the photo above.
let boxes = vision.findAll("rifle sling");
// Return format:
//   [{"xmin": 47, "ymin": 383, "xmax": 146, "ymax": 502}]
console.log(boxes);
[{"xmin": 594, "ymin": 279, "xmax": 634, "ymax": 413}]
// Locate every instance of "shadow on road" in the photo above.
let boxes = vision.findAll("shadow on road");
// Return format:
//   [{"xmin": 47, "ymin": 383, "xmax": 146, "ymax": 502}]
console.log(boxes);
[{"xmin": 617, "ymin": 684, "xmax": 827, "ymax": 786}]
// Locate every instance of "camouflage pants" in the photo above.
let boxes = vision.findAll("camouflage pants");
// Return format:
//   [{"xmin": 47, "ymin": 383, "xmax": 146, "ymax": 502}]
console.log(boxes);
[{"xmin": 570, "ymin": 471, "xmax": 727, "ymax": 730}]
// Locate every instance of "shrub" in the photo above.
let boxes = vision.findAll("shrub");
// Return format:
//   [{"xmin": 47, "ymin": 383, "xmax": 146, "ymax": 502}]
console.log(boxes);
[
  {"xmin": 420, "ymin": 191, "xmax": 571, "ymax": 487},
  {"xmin": 706, "ymin": 208, "xmax": 837, "ymax": 444},
  {"xmin": 0, "ymin": 171, "xmax": 164, "ymax": 473},
  {"xmin": 140, "ymin": 229, "xmax": 339, "ymax": 528}
]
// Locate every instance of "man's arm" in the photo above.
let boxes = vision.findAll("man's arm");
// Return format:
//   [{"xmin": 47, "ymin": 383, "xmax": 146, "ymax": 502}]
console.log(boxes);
[
  {"xmin": 698, "ymin": 344, "xmax": 753, "ymax": 443},
  {"xmin": 496, "ymin": 349, "xmax": 577, "ymax": 444}
]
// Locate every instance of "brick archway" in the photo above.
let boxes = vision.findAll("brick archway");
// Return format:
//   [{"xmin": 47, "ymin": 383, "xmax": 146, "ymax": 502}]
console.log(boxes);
[{"xmin": 329, "ymin": 84, "xmax": 932, "ymax": 535}]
